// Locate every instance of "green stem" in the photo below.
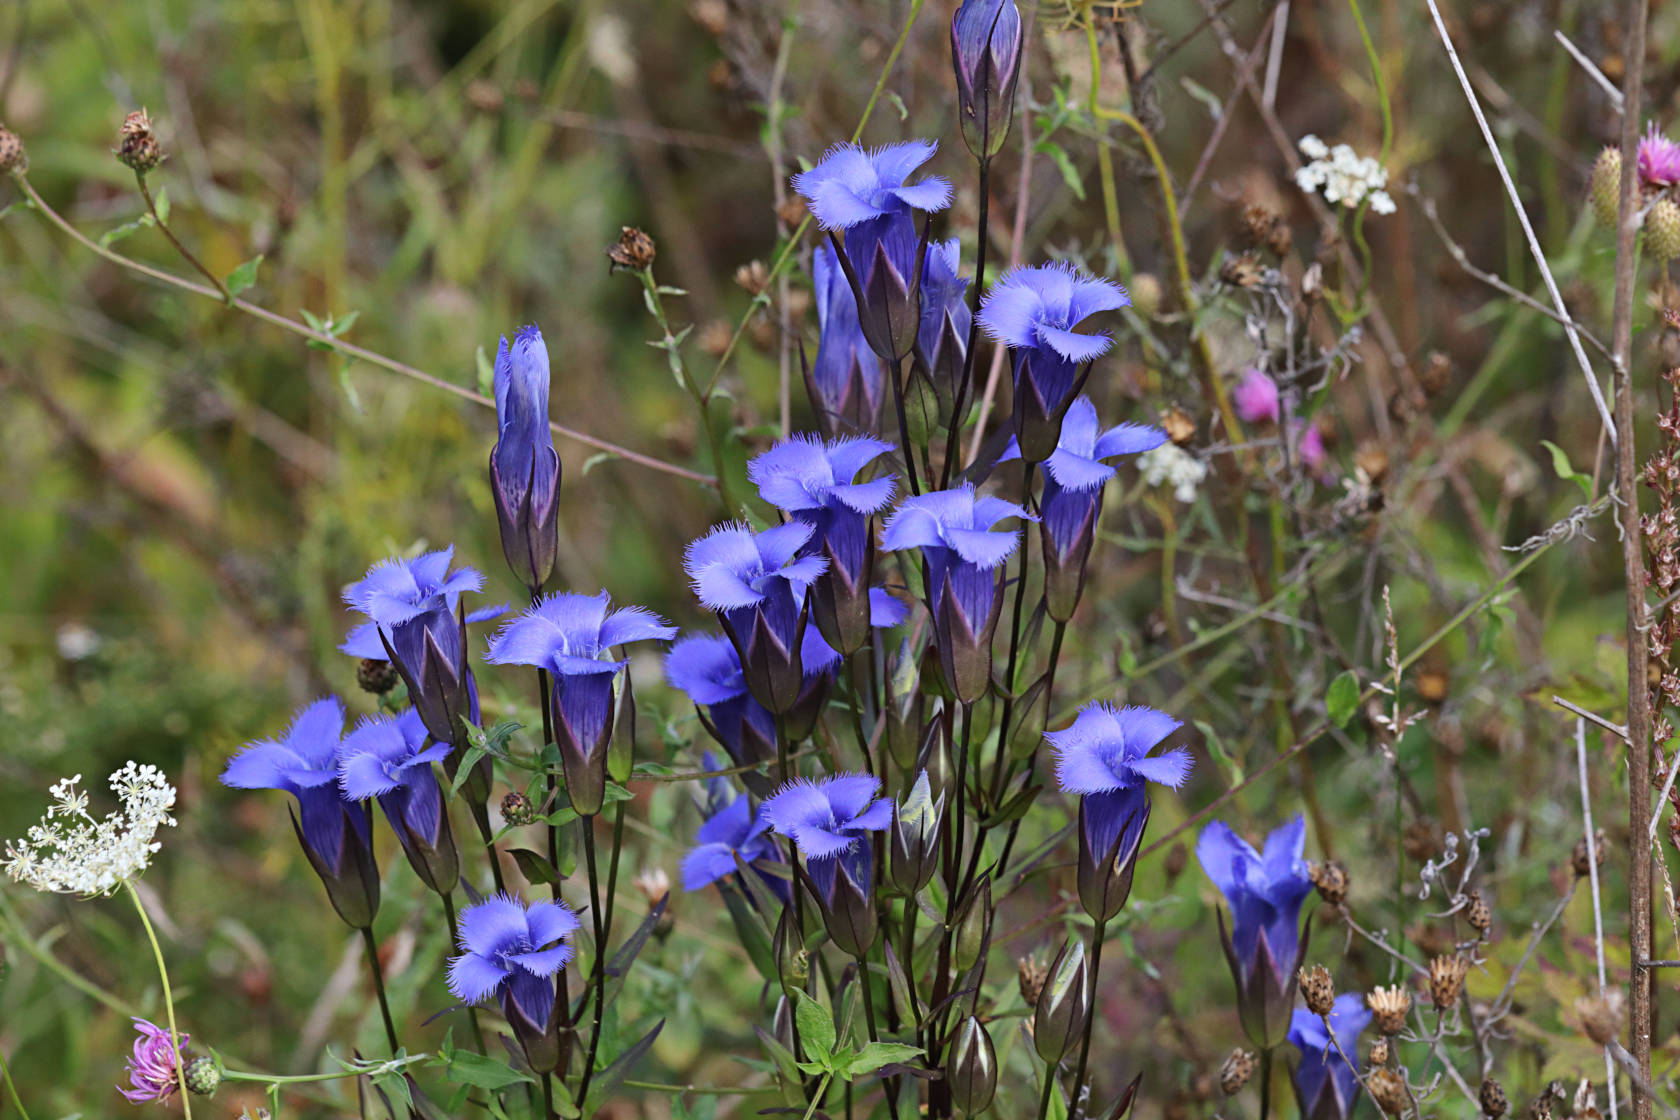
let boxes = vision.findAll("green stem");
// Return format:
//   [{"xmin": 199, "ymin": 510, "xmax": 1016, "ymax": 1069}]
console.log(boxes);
[
  {"xmin": 359, "ymin": 926, "xmax": 401, "ymax": 1055},
  {"xmin": 543, "ymin": 1071, "xmax": 558, "ymax": 1120},
  {"xmin": 577, "ymin": 819, "xmax": 609, "ymax": 1105},
  {"xmin": 1259, "ymin": 1046, "xmax": 1273, "ymax": 1120},
  {"xmin": 133, "ymin": 171, "xmax": 230, "ymax": 301},
  {"xmin": 638, "ymin": 267, "xmax": 738, "ymax": 512},
  {"xmin": 941, "ymin": 155, "xmax": 989, "ymax": 487},
  {"xmin": 1067, "ymin": 916, "xmax": 1107, "ymax": 1120},
  {"xmin": 0, "ymin": 1040, "xmax": 30, "ymax": 1120},
  {"xmin": 801, "ymin": 1073, "xmax": 834, "ymax": 1120},
  {"xmin": 1035, "ymin": 1057, "xmax": 1056, "ymax": 1120},
  {"xmin": 221, "ymin": 1060, "xmax": 425, "ymax": 1086},
  {"xmin": 125, "ymin": 882, "xmax": 193, "ymax": 1120}
]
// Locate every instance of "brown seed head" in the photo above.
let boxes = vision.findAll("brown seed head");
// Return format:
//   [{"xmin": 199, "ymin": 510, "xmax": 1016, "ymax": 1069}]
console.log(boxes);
[
  {"xmin": 1479, "ymin": 1077, "xmax": 1509, "ymax": 1118},
  {"xmin": 697, "ymin": 319, "xmax": 733, "ymax": 358},
  {"xmin": 776, "ymin": 195, "xmax": 807, "ymax": 228},
  {"xmin": 1018, "ymin": 955, "xmax": 1047, "ymax": 1007},
  {"xmin": 1465, "ymin": 889, "xmax": 1492, "ymax": 938},
  {"xmin": 633, "ymin": 866, "xmax": 671, "ymax": 906},
  {"xmin": 1219, "ymin": 251, "xmax": 1263, "ymax": 289},
  {"xmin": 1421, "ymin": 350, "xmax": 1453, "ymax": 396},
  {"xmin": 1573, "ymin": 830, "xmax": 1607, "ymax": 878},
  {"xmin": 1299, "ymin": 964, "xmax": 1336, "ymax": 1016},
  {"xmin": 1574, "ymin": 990, "xmax": 1625, "ymax": 1046},
  {"xmin": 1368, "ymin": 1068, "xmax": 1408, "ymax": 1116},
  {"xmin": 1367, "ymin": 984, "xmax": 1412, "ymax": 1034},
  {"xmin": 1368, "ymin": 1037, "xmax": 1390, "ymax": 1066},
  {"xmin": 356, "ymin": 658, "xmax": 400, "ymax": 695},
  {"xmin": 116, "ymin": 108, "xmax": 164, "ymax": 173},
  {"xmin": 0, "ymin": 124, "xmax": 24, "ymax": 173},
  {"xmin": 1428, "ymin": 954, "xmax": 1468, "ymax": 1010},
  {"xmin": 1160, "ymin": 407, "xmax": 1196, "ymax": 446},
  {"xmin": 734, "ymin": 259, "xmax": 770, "ymax": 296},
  {"xmin": 500, "ymin": 791, "xmax": 537, "ymax": 827},
  {"xmin": 607, "ymin": 226, "xmax": 657, "ymax": 272},
  {"xmin": 1310, "ymin": 859, "xmax": 1350, "ymax": 906},
  {"xmin": 1219, "ymin": 1048, "xmax": 1256, "ymax": 1096}
]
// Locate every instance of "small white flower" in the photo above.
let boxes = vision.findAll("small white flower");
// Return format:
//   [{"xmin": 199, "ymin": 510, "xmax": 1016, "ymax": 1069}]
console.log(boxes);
[
  {"xmin": 1298, "ymin": 134, "xmax": 1329, "ymax": 160},
  {"xmin": 5, "ymin": 762, "xmax": 177, "ymax": 896},
  {"xmin": 1294, "ymin": 136, "xmax": 1392, "ymax": 215},
  {"xmin": 1138, "ymin": 444, "xmax": 1209, "ymax": 504}
]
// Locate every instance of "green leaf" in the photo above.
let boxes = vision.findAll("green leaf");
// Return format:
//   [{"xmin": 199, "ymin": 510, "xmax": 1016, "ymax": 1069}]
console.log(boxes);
[
  {"xmin": 98, "ymin": 213, "xmax": 155, "ymax": 247},
  {"xmin": 444, "ymin": 1050, "xmax": 535, "ymax": 1091},
  {"xmin": 225, "ymin": 254, "xmax": 264, "ymax": 300},
  {"xmin": 153, "ymin": 186, "xmax": 170, "ymax": 225},
  {"xmin": 844, "ymin": 1041, "xmax": 923, "ymax": 1078},
  {"xmin": 1034, "ymin": 139, "xmax": 1086, "ymax": 201},
  {"xmin": 475, "ymin": 345, "xmax": 494, "ymax": 398},
  {"xmin": 793, "ymin": 989, "xmax": 836, "ymax": 1062},
  {"xmin": 449, "ymin": 745, "xmax": 488, "ymax": 795},
  {"xmin": 885, "ymin": 90, "xmax": 909, "ymax": 122},
  {"xmin": 581, "ymin": 451, "xmax": 620, "ymax": 476},
  {"xmin": 1326, "ymin": 670, "xmax": 1360, "ymax": 728},
  {"xmin": 509, "ymin": 847, "xmax": 559, "ymax": 886},
  {"xmin": 1539, "ymin": 439, "xmax": 1594, "ymax": 500}
]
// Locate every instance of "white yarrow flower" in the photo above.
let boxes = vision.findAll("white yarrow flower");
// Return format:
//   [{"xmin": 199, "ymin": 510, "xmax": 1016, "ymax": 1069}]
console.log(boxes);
[
  {"xmin": 4, "ymin": 762, "xmax": 177, "ymax": 896},
  {"xmin": 1295, "ymin": 135, "xmax": 1394, "ymax": 215},
  {"xmin": 1138, "ymin": 444, "xmax": 1209, "ymax": 504}
]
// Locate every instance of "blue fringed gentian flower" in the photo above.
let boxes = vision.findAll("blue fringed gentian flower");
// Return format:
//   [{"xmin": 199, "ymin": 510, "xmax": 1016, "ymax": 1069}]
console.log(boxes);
[
  {"xmin": 681, "ymin": 791, "xmax": 786, "ymax": 900},
  {"xmin": 685, "ymin": 522, "xmax": 827, "ymax": 715},
  {"xmin": 1001, "ymin": 396, "xmax": 1166, "ymax": 621},
  {"xmin": 489, "ymin": 325, "xmax": 561, "ymax": 592},
  {"xmin": 483, "ymin": 591, "xmax": 675, "ymax": 816},
  {"xmin": 748, "ymin": 434, "xmax": 896, "ymax": 654},
  {"xmin": 1289, "ymin": 993, "xmax": 1371, "ymax": 1120},
  {"xmin": 1197, "ymin": 815, "xmax": 1315, "ymax": 1049},
  {"xmin": 447, "ymin": 893, "xmax": 579, "ymax": 1074},
  {"xmin": 880, "ymin": 484, "xmax": 1032, "ymax": 703},
  {"xmin": 950, "ymin": 0, "xmax": 1023, "ymax": 161},
  {"xmin": 808, "ymin": 243, "xmax": 888, "ymax": 434},
  {"xmin": 222, "ymin": 697, "xmax": 380, "ymax": 929},
  {"xmin": 793, "ymin": 141, "xmax": 952, "ymax": 361},
  {"xmin": 764, "ymin": 772, "xmax": 893, "ymax": 956},
  {"xmin": 977, "ymin": 263, "xmax": 1130, "ymax": 462},
  {"xmin": 1047, "ymin": 702, "xmax": 1190, "ymax": 922},
  {"xmin": 339, "ymin": 708, "xmax": 458, "ymax": 896}
]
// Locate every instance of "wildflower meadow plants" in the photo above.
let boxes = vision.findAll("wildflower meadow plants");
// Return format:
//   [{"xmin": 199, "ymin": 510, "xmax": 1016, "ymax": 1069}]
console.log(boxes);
[{"xmin": 7, "ymin": 0, "xmax": 1680, "ymax": 1118}]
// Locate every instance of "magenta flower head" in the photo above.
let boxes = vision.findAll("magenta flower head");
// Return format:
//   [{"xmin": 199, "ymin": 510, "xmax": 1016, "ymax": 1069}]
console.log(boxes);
[
  {"xmin": 917, "ymin": 238, "xmax": 972, "ymax": 402},
  {"xmin": 490, "ymin": 325, "xmax": 561, "ymax": 592},
  {"xmin": 1232, "ymin": 368, "xmax": 1280, "ymax": 425},
  {"xmin": 1289, "ymin": 993, "xmax": 1371, "ymax": 1120},
  {"xmin": 1048, "ymin": 703, "xmax": 1189, "ymax": 921},
  {"xmin": 793, "ymin": 140, "xmax": 952, "ymax": 362},
  {"xmin": 484, "ymin": 591, "xmax": 674, "ymax": 816},
  {"xmin": 447, "ymin": 893, "xmax": 579, "ymax": 1075},
  {"xmin": 1640, "ymin": 121, "xmax": 1680, "ymax": 189},
  {"xmin": 809, "ymin": 242, "xmax": 888, "ymax": 435},
  {"xmin": 951, "ymin": 0, "xmax": 1023, "ymax": 161},
  {"xmin": 343, "ymin": 547, "xmax": 487, "ymax": 749},
  {"xmin": 681, "ymin": 791, "xmax": 786, "ymax": 901},
  {"xmin": 685, "ymin": 522, "xmax": 827, "ymax": 715},
  {"xmin": 120, "ymin": 1018, "xmax": 186, "ymax": 1104},
  {"xmin": 1000, "ymin": 396, "xmax": 1165, "ymax": 621},
  {"xmin": 339, "ymin": 708, "xmax": 458, "ymax": 896},
  {"xmin": 881, "ymin": 485, "xmax": 1032, "ymax": 703},
  {"xmin": 1197, "ymin": 815, "xmax": 1314, "ymax": 1049},
  {"xmin": 978, "ymin": 263, "xmax": 1130, "ymax": 462},
  {"xmin": 749, "ymin": 434, "xmax": 897, "ymax": 655},
  {"xmin": 764, "ymin": 772, "xmax": 893, "ymax": 956},
  {"xmin": 221, "ymin": 697, "xmax": 380, "ymax": 929}
]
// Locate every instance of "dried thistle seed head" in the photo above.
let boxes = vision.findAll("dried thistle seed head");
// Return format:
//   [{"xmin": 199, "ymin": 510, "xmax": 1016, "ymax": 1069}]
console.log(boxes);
[
  {"xmin": 116, "ymin": 108, "xmax": 163, "ymax": 173},
  {"xmin": 1219, "ymin": 1048, "xmax": 1256, "ymax": 1096},
  {"xmin": 606, "ymin": 226, "xmax": 657, "ymax": 272},
  {"xmin": 1310, "ymin": 859, "xmax": 1350, "ymax": 906},
  {"xmin": 1571, "ymin": 1079, "xmax": 1601, "ymax": 1120},
  {"xmin": 1465, "ymin": 889, "xmax": 1492, "ymax": 937},
  {"xmin": 1574, "ymin": 990, "xmax": 1626, "ymax": 1046},
  {"xmin": 1421, "ymin": 350, "xmax": 1453, "ymax": 396},
  {"xmin": 633, "ymin": 866, "xmax": 670, "ymax": 905},
  {"xmin": 1367, "ymin": 984, "xmax": 1412, "ymax": 1034},
  {"xmin": 1368, "ymin": 1068, "xmax": 1408, "ymax": 1116},
  {"xmin": 1369, "ymin": 1037, "xmax": 1390, "ymax": 1066},
  {"xmin": 1529, "ymin": 1098, "xmax": 1555, "ymax": 1120},
  {"xmin": 734, "ymin": 259, "xmax": 770, "ymax": 296},
  {"xmin": 1018, "ymin": 955, "xmax": 1048, "ymax": 1006},
  {"xmin": 1590, "ymin": 147, "xmax": 1622, "ymax": 230},
  {"xmin": 1299, "ymin": 964, "xmax": 1336, "ymax": 1016},
  {"xmin": 1573, "ymin": 829, "xmax": 1607, "ymax": 878},
  {"xmin": 1428, "ymin": 954, "xmax": 1468, "ymax": 1010},
  {"xmin": 1480, "ymin": 1077, "xmax": 1509, "ymax": 1118},
  {"xmin": 1160, "ymin": 406, "xmax": 1196, "ymax": 446},
  {"xmin": 356, "ymin": 658, "xmax": 400, "ymax": 695},
  {"xmin": 0, "ymin": 123, "xmax": 25, "ymax": 173},
  {"xmin": 696, "ymin": 319, "xmax": 732, "ymax": 358},
  {"xmin": 500, "ymin": 791, "xmax": 537, "ymax": 826},
  {"xmin": 775, "ymin": 195, "xmax": 807, "ymax": 228},
  {"xmin": 1219, "ymin": 251, "xmax": 1264, "ymax": 288}
]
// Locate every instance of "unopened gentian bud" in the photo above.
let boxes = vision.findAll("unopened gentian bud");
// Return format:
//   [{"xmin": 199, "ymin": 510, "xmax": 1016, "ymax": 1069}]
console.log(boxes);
[
  {"xmin": 946, "ymin": 1016, "xmax": 998, "ymax": 1115},
  {"xmin": 884, "ymin": 638, "xmax": 925, "ymax": 771},
  {"xmin": 890, "ymin": 769, "xmax": 944, "ymax": 894},
  {"xmin": 773, "ymin": 903, "xmax": 809, "ymax": 996},
  {"xmin": 952, "ymin": 875, "xmax": 992, "ymax": 972},
  {"xmin": 489, "ymin": 325, "xmax": 561, "ymax": 593},
  {"xmin": 1033, "ymin": 937, "xmax": 1089, "ymax": 1064},
  {"xmin": 116, "ymin": 109, "xmax": 163, "ymax": 174},
  {"xmin": 950, "ymin": 0, "xmax": 1023, "ymax": 162}
]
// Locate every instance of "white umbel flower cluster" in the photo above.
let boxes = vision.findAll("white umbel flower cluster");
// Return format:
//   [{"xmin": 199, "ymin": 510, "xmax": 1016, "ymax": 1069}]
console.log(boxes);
[
  {"xmin": 1294, "ymin": 135, "xmax": 1395, "ymax": 215},
  {"xmin": 4, "ymin": 762, "xmax": 177, "ymax": 896},
  {"xmin": 1138, "ymin": 444, "xmax": 1209, "ymax": 504}
]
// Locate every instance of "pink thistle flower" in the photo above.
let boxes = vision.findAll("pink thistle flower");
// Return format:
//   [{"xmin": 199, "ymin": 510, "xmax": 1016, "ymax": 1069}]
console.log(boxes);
[
  {"xmin": 1294, "ymin": 419, "xmax": 1328, "ymax": 474},
  {"xmin": 119, "ymin": 1018, "xmax": 186, "ymax": 1104},
  {"xmin": 1639, "ymin": 122, "xmax": 1680, "ymax": 189},
  {"xmin": 1232, "ymin": 369, "xmax": 1280, "ymax": 425}
]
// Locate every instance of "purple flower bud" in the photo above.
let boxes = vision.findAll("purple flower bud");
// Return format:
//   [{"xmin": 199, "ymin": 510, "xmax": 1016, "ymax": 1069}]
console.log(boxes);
[
  {"xmin": 793, "ymin": 141, "xmax": 952, "ymax": 362},
  {"xmin": 951, "ymin": 0, "xmax": 1023, "ymax": 161},
  {"xmin": 447, "ymin": 893, "xmax": 579, "ymax": 1074},
  {"xmin": 484, "ymin": 591, "xmax": 674, "ymax": 816},
  {"xmin": 1289, "ymin": 994, "xmax": 1371, "ymax": 1120},
  {"xmin": 1000, "ymin": 397, "xmax": 1165, "ymax": 620},
  {"xmin": 889, "ymin": 769, "xmax": 943, "ymax": 894},
  {"xmin": 1197, "ymin": 816, "xmax": 1314, "ymax": 1048},
  {"xmin": 339, "ymin": 709, "xmax": 459, "ymax": 896},
  {"xmin": 916, "ymin": 239, "xmax": 972, "ymax": 405},
  {"xmin": 808, "ymin": 243, "xmax": 888, "ymax": 435},
  {"xmin": 120, "ymin": 1018, "xmax": 187, "ymax": 1104},
  {"xmin": 946, "ymin": 1016, "xmax": 998, "ymax": 1114},
  {"xmin": 978, "ymin": 264, "xmax": 1130, "ymax": 462},
  {"xmin": 685, "ymin": 522, "xmax": 828, "ymax": 714},
  {"xmin": 221, "ymin": 697, "xmax": 380, "ymax": 929},
  {"xmin": 880, "ymin": 485, "xmax": 1032, "ymax": 703},
  {"xmin": 1033, "ymin": 938, "xmax": 1089, "ymax": 1063},
  {"xmin": 490, "ymin": 325, "xmax": 561, "ymax": 592}
]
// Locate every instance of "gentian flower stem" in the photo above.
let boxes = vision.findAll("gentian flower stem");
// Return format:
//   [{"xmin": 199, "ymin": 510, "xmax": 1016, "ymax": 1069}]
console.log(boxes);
[
  {"xmin": 533, "ymin": 661, "xmax": 562, "ymax": 902},
  {"xmin": 993, "ymin": 619, "xmax": 1066, "ymax": 880},
  {"xmin": 856, "ymin": 953, "xmax": 902, "ymax": 1120},
  {"xmin": 125, "ymin": 882, "xmax": 193, "ymax": 1120},
  {"xmin": 1259, "ymin": 1045, "xmax": 1273, "ymax": 1120},
  {"xmin": 940, "ymin": 156, "xmax": 989, "ymax": 488},
  {"xmin": 543, "ymin": 1071, "xmax": 558, "ymax": 1120},
  {"xmin": 358, "ymin": 926, "xmax": 402, "ymax": 1055},
  {"xmin": 988, "ymin": 460, "xmax": 1038, "ymax": 792},
  {"xmin": 0, "ymin": 1040, "xmax": 30, "ymax": 1120},
  {"xmin": 888, "ymin": 352, "xmax": 923, "ymax": 495},
  {"xmin": 577, "ymin": 818, "xmax": 609, "ymax": 1106},
  {"xmin": 1066, "ymin": 914, "xmax": 1106, "ymax": 1120},
  {"xmin": 603, "ymin": 800, "xmax": 627, "ymax": 951},
  {"xmin": 1034, "ymin": 1056, "xmax": 1056, "ymax": 1120},
  {"xmin": 439, "ymin": 896, "xmax": 489, "ymax": 1057},
  {"xmin": 846, "ymin": 662, "xmax": 875, "ymax": 776}
]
